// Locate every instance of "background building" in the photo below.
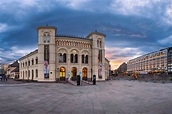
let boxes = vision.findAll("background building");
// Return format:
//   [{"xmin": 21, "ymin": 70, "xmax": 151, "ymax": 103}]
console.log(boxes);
[
  {"xmin": 19, "ymin": 26, "xmax": 110, "ymax": 82},
  {"xmin": 3, "ymin": 64, "xmax": 9, "ymax": 75},
  {"xmin": 6, "ymin": 61, "xmax": 19, "ymax": 79},
  {"xmin": 115, "ymin": 62, "xmax": 127, "ymax": 73},
  {"xmin": 127, "ymin": 47, "xmax": 172, "ymax": 74},
  {"xmin": 0, "ymin": 63, "xmax": 4, "ymax": 75}
]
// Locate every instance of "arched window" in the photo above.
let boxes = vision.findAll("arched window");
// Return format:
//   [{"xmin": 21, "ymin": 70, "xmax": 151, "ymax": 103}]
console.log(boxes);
[
  {"xmin": 71, "ymin": 54, "xmax": 73, "ymax": 63},
  {"xmin": 100, "ymin": 41, "xmax": 102, "ymax": 48},
  {"xmin": 28, "ymin": 70, "xmax": 30, "ymax": 78},
  {"xmin": 25, "ymin": 71, "xmax": 27, "ymax": 78},
  {"xmin": 28, "ymin": 60, "xmax": 30, "ymax": 66},
  {"xmin": 43, "ymin": 32, "xmax": 50, "ymax": 43},
  {"xmin": 85, "ymin": 55, "xmax": 88, "ymax": 64},
  {"xmin": 25, "ymin": 62, "xmax": 27, "ymax": 67},
  {"xmin": 23, "ymin": 71, "xmax": 24, "ymax": 78},
  {"xmin": 82, "ymin": 54, "xmax": 85, "ymax": 63},
  {"xmin": 97, "ymin": 40, "xmax": 99, "ymax": 47},
  {"xmin": 71, "ymin": 50, "xmax": 78, "ymax": 63},
  {"xmin": 75, "ymin": 54, "xmax": 78, "ymax": 63},
  {"xmin": 20, "ymin": 71, "xmax": 22, "ymax": 78},
  {"xmin": 23, "ymin": 63, "xmax": 24, "ymax": 67},
  {"xmin": 59, "ymin": 53, "xmax": 67, "ymax": 63},
  {"xmin": 32, "ymin": 59, "xmax": 34, "ymax": 65},
  {"xmin": 63, "ymin": 53, "xmax": 66, "ymax": 62},
  {"xmin": 59, "ymin": 53, "xmax": 63, "ymax": 63},
  {"xmin": 36, "ymin": 69, "xmax": 38, "ymax": 78},
  {"xmin": 36, "ymin": 57, "xmax": 38, "ymax": 64}
]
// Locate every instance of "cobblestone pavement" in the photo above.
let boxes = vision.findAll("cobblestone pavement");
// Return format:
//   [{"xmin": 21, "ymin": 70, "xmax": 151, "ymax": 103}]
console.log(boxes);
[
  {"xmin": 0, "ymin": 80, "xmax": 172, "ymax": 114},
  {"xmin": 0, "ymin": 79, "xmax": 25, "ymax": 84}
]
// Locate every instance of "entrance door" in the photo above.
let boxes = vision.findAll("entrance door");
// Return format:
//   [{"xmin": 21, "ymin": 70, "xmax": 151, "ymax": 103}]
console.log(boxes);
[
  {"xmin": 60, "ymin": 67, "xmax": 66, "ymax": 81},
  {"xmin": 82, "ymin": 67, "xmax": 87, "ymax": 80},
  {"xmin": 71, "ymin": 67, "xmax": 77, "ymax": 81}
]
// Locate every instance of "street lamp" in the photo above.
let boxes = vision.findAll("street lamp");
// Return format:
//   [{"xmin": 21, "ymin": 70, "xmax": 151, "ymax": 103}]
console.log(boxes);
[
  {"xmin": 91, "ymin": 69, "xmax": 92, "ymax": 81},
  {"xmin": 56, "ymin": 68, "xmax": 59, "ymax": 82}
]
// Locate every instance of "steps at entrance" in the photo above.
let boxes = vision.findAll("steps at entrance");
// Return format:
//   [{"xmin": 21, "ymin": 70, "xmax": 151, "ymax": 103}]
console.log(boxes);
[
  {"xmin": 68, "ymin": 80, "xmax": 77, "ymax": 86},
  {"xmin": 68, "ymin": 80, "xmax": 93, "ymax": 86},
  {"xmin": 81, "ymin": 80, "xmax": 93, "ymax": 85}
]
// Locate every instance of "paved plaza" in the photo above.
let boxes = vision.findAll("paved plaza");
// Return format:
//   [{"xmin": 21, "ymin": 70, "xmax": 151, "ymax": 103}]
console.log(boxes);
[{"xmin": 0, "ymin": 80, "xmax": 172, "ymax": 114}]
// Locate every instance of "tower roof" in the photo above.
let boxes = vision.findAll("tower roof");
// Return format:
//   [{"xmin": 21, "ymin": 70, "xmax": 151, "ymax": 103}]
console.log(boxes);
[
  {"xmin": 37, "ymin": 26, "xmax": 57, "ymax": 32},
  {"xmin": 87, "ymin": 31, "xmax": 106, "ymax": 38}
]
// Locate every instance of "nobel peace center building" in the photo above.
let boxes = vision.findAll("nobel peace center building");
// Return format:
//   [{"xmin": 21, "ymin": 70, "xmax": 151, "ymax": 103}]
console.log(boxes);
[{"xmin": 19, "ymin": 26, "xmax": 110, "ymax": 82}]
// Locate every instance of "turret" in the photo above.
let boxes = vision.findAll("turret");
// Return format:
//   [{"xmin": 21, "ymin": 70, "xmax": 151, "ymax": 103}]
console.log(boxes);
[
  {"xmin": 87, "ymin": 31, "xmax": 106, "ymax": 81},
  {"xmin": 37, "ymin": 26, "xmax": 57, "ymax": 82}
]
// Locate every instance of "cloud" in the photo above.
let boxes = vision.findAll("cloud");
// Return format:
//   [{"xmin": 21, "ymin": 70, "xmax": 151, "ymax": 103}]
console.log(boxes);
[
  {"xmin": 0, "ymin": 46, "xmax": 37, "ymax": 64},
  {"xmin": 105, "ymin": 46, "xmax": 143, "ymax": 69},
  {"xmin": 158, "ymin": 35, "xmax": 172, "ymax": 44},
  {"xmin": 109, "ymin": 0, "xmax": 172, "ymax": 25},
  {"xmin": 99, "ymin": 25, "xmax": 147, "ymax": 38},
  {"xmin": 0, "ymin": 23, "xmax": 8, "ymax": 33},
  {"xmin": 110, "ymin": 0, "xmax": 150, "ymax": 16},
  {"xmin": 163, "ymin": 5, "xmax": 172, "ymax": 25},
  {"xmin": 59, "ymin": 0, "xmax": 90, "ymax": 9},
  {"xmin": 0, "ymin": 0, "xmax": 172, "ymax": 70}
]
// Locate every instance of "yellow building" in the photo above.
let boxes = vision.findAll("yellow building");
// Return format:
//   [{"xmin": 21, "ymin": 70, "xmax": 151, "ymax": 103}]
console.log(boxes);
[{"xmin": 19, "ymin": 26, "xmax": 110, "ymax": 82}]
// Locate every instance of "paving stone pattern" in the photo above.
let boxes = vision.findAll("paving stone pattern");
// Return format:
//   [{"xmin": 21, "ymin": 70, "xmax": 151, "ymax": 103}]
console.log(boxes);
[{"xmin": 0, "ymin": 80, "xmax": 172, "ymax": 114}]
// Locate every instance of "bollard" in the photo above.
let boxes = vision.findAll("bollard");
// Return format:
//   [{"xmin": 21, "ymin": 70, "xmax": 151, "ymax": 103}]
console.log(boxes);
[
  {"xmin": 93, "ymin": 75, "xmax": 96, "ymax": 85},
  {"xmin": 77, "ymin": 75, "xmax": 80, "ymax": 86}
]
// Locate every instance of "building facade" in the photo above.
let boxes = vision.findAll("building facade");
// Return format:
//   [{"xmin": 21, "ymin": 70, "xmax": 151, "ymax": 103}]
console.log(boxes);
[
  {"xmin": 6, "ymin": 61, "xmax": 19, "ymax": 79},
  {"xmin": 0, "ymin": 63, "xmax": 4, "ymax": 75},
  {"xmin": 19, "ymin": 26, "xmax": 110, "ymax": 82},
  {"xmin": 127, "ymin": 47, "xmax": 172, "ymax": 74}
]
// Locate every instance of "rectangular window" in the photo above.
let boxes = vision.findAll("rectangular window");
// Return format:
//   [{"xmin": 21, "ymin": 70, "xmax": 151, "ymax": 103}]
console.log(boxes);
[{"xmin": 98, "ymin": 50, "xmax": 102, "ymax": 63}]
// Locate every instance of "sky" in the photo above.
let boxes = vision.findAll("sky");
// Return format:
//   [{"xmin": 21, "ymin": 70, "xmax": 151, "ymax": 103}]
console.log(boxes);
[{"xmin": 0, "ymin": 0, "xmax": 172, "ymax": 70}]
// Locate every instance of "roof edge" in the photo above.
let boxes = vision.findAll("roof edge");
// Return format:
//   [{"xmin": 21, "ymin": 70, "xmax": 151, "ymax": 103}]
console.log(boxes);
[{"xmin": 87, "ymin": 32, "xmax": 106, "ymax": 38}]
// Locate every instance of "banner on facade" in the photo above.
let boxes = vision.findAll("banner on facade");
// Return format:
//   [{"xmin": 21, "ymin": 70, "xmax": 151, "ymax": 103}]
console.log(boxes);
[
  {"xmin": 44, "ymin": 45, "xmax": 49, "ymax": 78},
  {"xmin": 98, "ymin": 63, "xmax": 102, "ymax": 78}
]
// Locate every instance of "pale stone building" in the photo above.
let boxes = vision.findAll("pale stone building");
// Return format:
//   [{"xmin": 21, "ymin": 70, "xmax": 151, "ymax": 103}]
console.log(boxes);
[
  {"xmin": 0, "ymin": 63, "xmax": 4, "ymax": 75},
  {"xmin": 127, "ymin": 47, "xmax": 171, "ymax": 73},
  {"xmin": 19, "ymin": 26, "xmax": 110, "ymax": 82}
]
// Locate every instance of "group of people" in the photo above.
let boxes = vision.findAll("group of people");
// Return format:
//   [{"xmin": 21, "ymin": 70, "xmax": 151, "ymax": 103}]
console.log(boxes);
[{"xmin": 0, "ymin": 75, "xmax": 8, "ymax": 81}]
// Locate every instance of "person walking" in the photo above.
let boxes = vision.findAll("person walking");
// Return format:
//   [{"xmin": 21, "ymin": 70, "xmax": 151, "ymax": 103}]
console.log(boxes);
[
  {"xmin": 5, "ymin": 75, "xmax": 8, "ymax": 81},
  {"xmin": 2, "ymin": 75, "xmax": 5, "ymax": 81}
]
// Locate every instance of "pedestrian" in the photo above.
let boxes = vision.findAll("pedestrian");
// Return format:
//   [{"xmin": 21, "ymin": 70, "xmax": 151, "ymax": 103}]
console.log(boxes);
[
  {"xmin": 5, "ymin": 75, "xmax": 8, "ymax": 81},
  {"xmin": 3, "ymin": 75, "xmax": 5, "ymax": 81}
]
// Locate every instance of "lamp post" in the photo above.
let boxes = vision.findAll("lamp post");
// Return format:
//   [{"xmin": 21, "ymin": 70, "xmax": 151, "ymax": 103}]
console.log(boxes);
[
  {"xmin": 91, "ymin": 69, "xmax": 92, "ymax": 81},
  {"xmin": 56, "ymin": 68, "xmax": 59, "ymax": 82}
]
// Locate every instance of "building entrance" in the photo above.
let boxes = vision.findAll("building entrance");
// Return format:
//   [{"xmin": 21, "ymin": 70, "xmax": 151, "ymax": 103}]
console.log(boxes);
[
  {"xmin": 60, "ymin": 67, "xmax": 66, "ymax": 81},
  {"xmin": 82, "ymin": 67, "xmax": 87, "ymax": 80},
  {"xmin": 71, "ymin": 67, "xmax": 77, "ymax": 81}
]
